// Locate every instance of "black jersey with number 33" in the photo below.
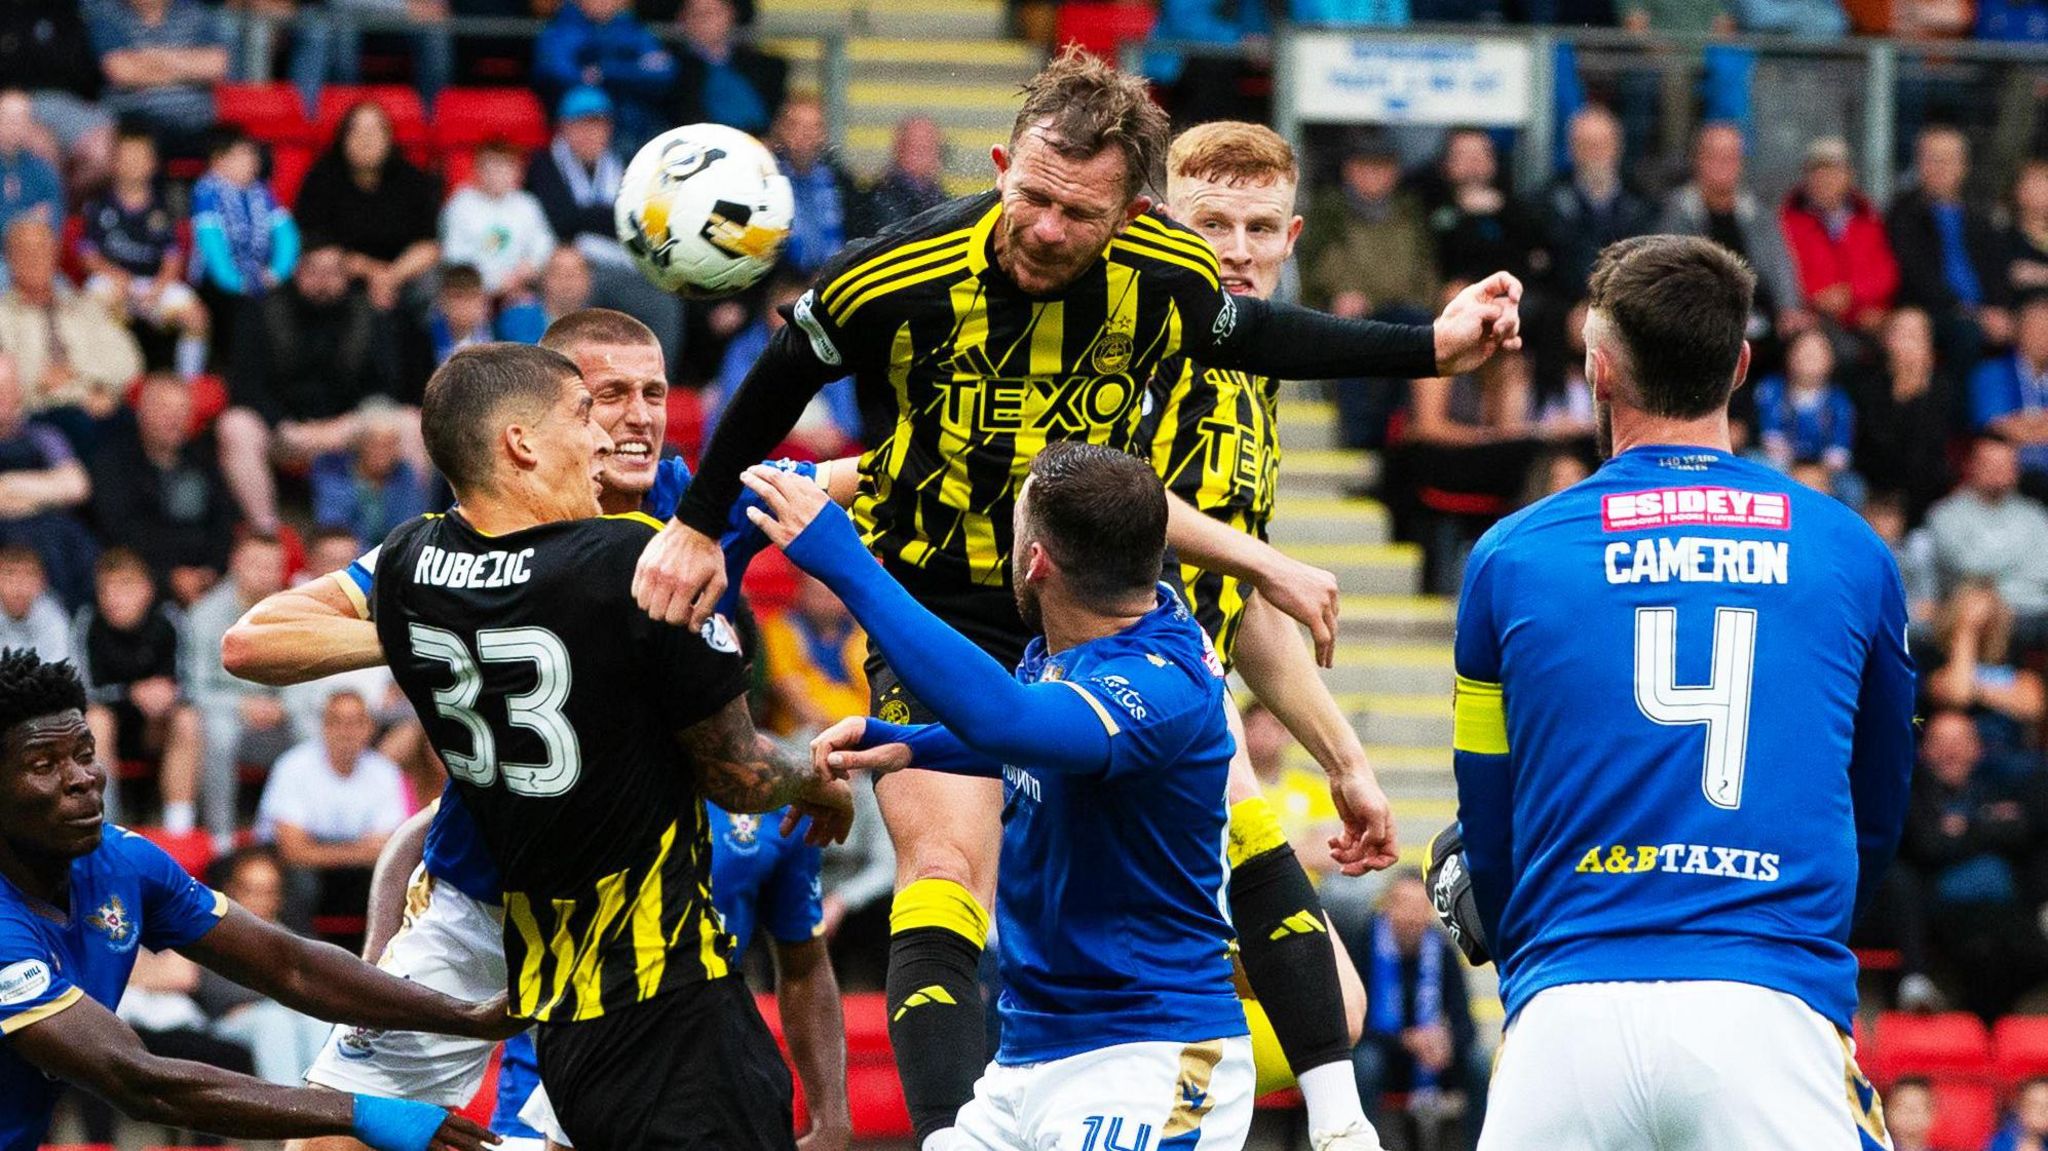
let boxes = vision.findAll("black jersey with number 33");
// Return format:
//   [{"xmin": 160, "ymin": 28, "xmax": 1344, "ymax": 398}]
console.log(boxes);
[{"xmin": 372, "ymin": 510, "xmax": 749, "ymax": 1024}]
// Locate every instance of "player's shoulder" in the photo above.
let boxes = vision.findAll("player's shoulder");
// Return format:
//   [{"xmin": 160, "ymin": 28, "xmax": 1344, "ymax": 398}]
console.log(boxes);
[
  {"xmin": 94, "ymin": 826, "xmax": 190, "ymax": 887},
  {"xmin": 1108, "ymin": 210, "xmax": 1221, "ymax": 290},
  {"xmin": 812, "ymin": 191, "xmax": 995, "ymax": 322},
  {"xmin": 1080, "ymin": 588, "xmax": 1224, "ymax": 706}
]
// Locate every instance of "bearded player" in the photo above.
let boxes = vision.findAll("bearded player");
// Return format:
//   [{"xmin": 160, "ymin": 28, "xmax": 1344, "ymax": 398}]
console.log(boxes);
[{"xmin": 632, "ymin": 48, "xmax": 1520, "ymax": 1151}]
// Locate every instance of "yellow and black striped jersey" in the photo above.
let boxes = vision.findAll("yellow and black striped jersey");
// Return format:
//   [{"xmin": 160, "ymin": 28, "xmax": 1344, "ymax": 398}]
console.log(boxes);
[
  {"xmin": 786, "ymin": 191, "xmax": 1231, "ymax": 605},
  {"xmin": 1142, "ymin": 355, "xmax": 1282, "ymax": 659},
  {"xmin": 371, "ymin": 512, "xmax": 748, "ymax": 1023}
]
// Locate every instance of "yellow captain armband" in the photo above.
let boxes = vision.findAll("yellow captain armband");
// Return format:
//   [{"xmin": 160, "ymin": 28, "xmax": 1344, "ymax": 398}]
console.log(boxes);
[{"xmin": 1452, "ymin": 675, "xmax": 1509, "ymax": 756}]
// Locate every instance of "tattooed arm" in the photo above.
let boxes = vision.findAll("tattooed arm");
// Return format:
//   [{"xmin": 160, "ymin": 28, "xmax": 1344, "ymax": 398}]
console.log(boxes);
[{"xmin": 677, "ymin": 696, "xmax": 855, "ymax": 843}]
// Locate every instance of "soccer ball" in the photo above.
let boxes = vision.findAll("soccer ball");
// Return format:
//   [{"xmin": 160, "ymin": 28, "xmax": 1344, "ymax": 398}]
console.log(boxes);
[{"xmin": 615, "ymin": 124, "xmax": 794, "ymax": 299}]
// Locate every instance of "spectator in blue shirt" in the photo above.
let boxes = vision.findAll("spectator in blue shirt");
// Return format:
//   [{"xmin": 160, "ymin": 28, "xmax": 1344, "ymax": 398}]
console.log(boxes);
[
  {"xmin": 1972, "ymin": 295, "xmax": 2048, "ymax": 488},
  {"xmin": 496, "ymin": 247, "xmax": 595, "ymax": 345},
  {"xmin": 1145, "ymin": 0, "xmax": 1272, "ymax": 124},
  {"xmin": 1887, "ymin": 126, "xmax": 2011, "ymax": 370},
  {"xmin": 0, "ymin": 93, "xmax": 63, "ymax": 249},
  {"xmin": 669, "ymin": 0, "xmax": 786, "ymax": 137},
  {"xmin": 1754, "ymin": 327, "xmax": 1860, "ymax": 502},
  {"xmin": 190, "ymin": 128, "xmax": 299, "ymax": 301},
  {"xmin": 533, "ymin": 0, "xmax": 677, "ymax": 159},
  {"xmin": 82, "ymin": 0, "xmax": 228, "ymax": 154},
  {"xmin": 769, "ymin": 94, "xmax": 853, "ymax": 278},
  {"xmin": 310, "ymin": 403, "xmax": 430, "ymax": 547}
]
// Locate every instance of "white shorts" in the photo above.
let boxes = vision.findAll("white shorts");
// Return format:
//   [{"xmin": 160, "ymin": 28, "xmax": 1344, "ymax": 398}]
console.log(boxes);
[
  {"xmin": 83, "ymin": 273, "xmax": 199, "ymax": 325},
  {"xmin": 935, "ymin": 1036, "xmax": 1255, "ymax": 1151},
  {"xmin": 519, "ymin": 1083, "xmax": 571, "ymax": 1147},
  {"xmin": 304, "ymin": 867, "xmax": 508, "ymax": 1107},
  {"xmin": 1481, "ymin": 981, "xmax": 1889, "ymax": 1151}
]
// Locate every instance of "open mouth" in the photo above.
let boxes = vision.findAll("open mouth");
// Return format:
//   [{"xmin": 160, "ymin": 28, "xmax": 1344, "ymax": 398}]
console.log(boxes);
[
  {"xmin": 1222, "ymin": 277, "xmax": 1255, "ymax": 295},
  {"xmin": 609, "ymin": 441, "xmax": 655, "ymax": 469}
]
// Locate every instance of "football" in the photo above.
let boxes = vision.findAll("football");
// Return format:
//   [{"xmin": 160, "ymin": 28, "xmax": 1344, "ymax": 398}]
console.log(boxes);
[{"xmin": 615, "ymin": 123, "xmax": 794, "ymax": 299}]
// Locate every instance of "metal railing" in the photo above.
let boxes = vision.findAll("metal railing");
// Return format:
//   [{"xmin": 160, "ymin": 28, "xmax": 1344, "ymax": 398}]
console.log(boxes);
[{"xmin": 1137, "ymin": 26, "xmax": 2048, "ymax": 205}]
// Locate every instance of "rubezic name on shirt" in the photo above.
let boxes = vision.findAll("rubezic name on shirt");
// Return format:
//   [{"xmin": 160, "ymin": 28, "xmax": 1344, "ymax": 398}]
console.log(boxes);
[{"xmin": 411, "ymin": 544, "xmax": 536, "ymax": 590}]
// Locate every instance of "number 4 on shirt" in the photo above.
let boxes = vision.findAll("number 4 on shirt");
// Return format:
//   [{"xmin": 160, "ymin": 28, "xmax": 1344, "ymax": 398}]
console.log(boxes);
[{"xmin": 1634, "ymin": 606, "xmax": 1758, "ymax": 811}]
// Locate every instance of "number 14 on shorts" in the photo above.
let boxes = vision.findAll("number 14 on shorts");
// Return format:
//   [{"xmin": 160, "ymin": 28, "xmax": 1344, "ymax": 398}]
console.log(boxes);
[{"xmin": 1079, "ymin": 1115, "xmax": 1155, "ymax": 1151}]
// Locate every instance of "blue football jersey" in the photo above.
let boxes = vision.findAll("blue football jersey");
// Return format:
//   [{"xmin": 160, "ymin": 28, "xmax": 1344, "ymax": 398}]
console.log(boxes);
[
  {"xmin": 0, "ymin": 829, "xmax": 227, "ymax": 1151},
  {"xmin": 706, "ymin": 804, "xmax": 823, "ymax": 958},
  {"xmin": 1453, "ymin": 446, "xmax": 1916, "ymax": 1032},
  {"xmin": 995, "ymin": 586, "xmax": 1245, "ymax": 1064}
]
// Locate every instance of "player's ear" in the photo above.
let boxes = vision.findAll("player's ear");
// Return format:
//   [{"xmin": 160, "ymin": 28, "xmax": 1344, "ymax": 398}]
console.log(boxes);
[
  {"xmin": 1284, "ymin": 215, "xmax": 1304, "ymax": 255},
  {"xmin": 1731, "ymin": 340, "xmax": 1753, "ymax": 392},
  {"xmin": 1587, "ymin": 347, "xmax": 1611, "ymax": 403},
  {"xmin": 1123, "ymin": 195, "xmax": 1154, "ymax": 228},
  {"xmin": 503, "ymin": 422, "xmax": 538, "ymax": 470},
  {"xmin": 1022, "ymin": 541, "xmax": 1053, "ymax": 585},
  {"xmin": 991, "ymin": 144, "xmax": 1011, "ymax": 181}
]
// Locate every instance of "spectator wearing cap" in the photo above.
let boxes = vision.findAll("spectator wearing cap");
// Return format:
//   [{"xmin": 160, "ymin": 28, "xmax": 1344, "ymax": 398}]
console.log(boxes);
[
  {"xmin": 527, "ymin": 87, "xmax": 682, "ymax": 359},
  {"xmin": 0, "ymin": 352, "xmax": 94, "ymax": 609},
  {"xmin": 439, "ymin": 140, "xmax": 557, "ymax": 305},
  {"xmin": 0, "ymin": 92, "xmax": 63, "ymax": 242},
  {"xmin": 670, "ymin": 0, "xmax": 786, "ymax": 137},
  {"xmin": 496, "ymin": 247, "xmax": 594, "ymax": 344},
  {"xmin": 1660, "ymin": 122, "xmax": 1810, "ymax": 346},
  {"xmin": 855, "ymin": 115, "xmax": 948, "ymax": 239},
  {"xmin": 534, "ymin": 0, "xmax": 676, "ymax": 159},
  {"xmin": 0, "ymin": 216, "xmax": 145, "ymax": 444},
  {"xmin": 81, "ymin": 0, "xmax": 228, "ymax": 155},
  {"xmin": 1971, "ymin": 296, "xmax": 2048, "ymax": 489},
  {"xmin": 1779, "ymin": 136, "xmax": 1899, "ymax": 334},
  {"xmin": 216, "ymin": 237, "xmax": 410, "ymax": 534},
  {"xmin": 89, "ymin": 372, "xmax": 237, "ymax": 603},
  {"xmin": 79, "ymin": 127, "xmax": 211, "ymax": 380},
  {"xmin": 292, "ymin": 100, "xmax": 443, "ymax": 314},
  {"xmin": 1888, "ymin": 126, "xmax": 2012, "ymax": 359}
]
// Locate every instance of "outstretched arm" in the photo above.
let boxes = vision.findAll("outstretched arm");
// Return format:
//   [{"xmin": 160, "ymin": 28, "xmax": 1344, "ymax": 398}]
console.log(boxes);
[
  {"xmin": 179, "ymin": 904, "xmax": 515, "ymax": 1040},
  {"xmin": 221, "ymin": 575, "xmax": 380, "ymax": 687},
  {"xmin": 1198, "ymin": 274, "xmax": 1523, "ymax": 380},
  {"xmin": 676, "ymin": 695, "xmax": 854, "ymax": 844},
  {"xmin": 1233, "ymin": 594, "xmax": 1397, "ymax": 874},
  {"xmin": 1166, "ymin": 497, "xmax": 1339, "ymax": 666},
  {"xmin": 10, "ymin": 994, "xmax": 494, "ymax": 1151}
]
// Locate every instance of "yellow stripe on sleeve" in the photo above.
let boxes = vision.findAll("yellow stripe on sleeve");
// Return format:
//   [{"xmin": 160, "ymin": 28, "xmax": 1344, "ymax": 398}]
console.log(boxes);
[
  {"xmin": 826, "ymin": 241, "xmax": 970, "ymax": 325},
  {"xmin": 820, "ymin": 225, "xmax": 978, "ymax": 313},
  {"xmin": 1453, "ymin": 675, "xmax": 1509, "ymax": 755},
  {"xmin": 835, "ymin": 256, "xmax": 975, "ymax": 326},
  {"xmin": 1110, "ymin": 237, "xmax": 1220, "ymax": 289},
  {"xmin": 0, "ymin": 985, "xmax": 83, "ymax": 1035},
  {"xmin": 602, "ymin": 511, "xmax": 667, "ymax": 532},
  {"xmin": 329, "ymin": 570, "xmax": 370, "ymax": 619},
  {"xmin": 1130, "ymin": 215, "xmax": 1223, "ymax": 273},
  {"xmin": 1054, "ymin": 679, "xmax": 1121, "ymax": 736}
]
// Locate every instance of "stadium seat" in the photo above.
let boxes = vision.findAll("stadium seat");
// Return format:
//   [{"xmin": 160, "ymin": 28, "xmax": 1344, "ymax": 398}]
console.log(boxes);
[
  {"xmin": 847, "ymin": 1060, "xmax": 913, "ymax": 1139},
  {"xmin": 315, "ymin": 85, "xmax": 430, "ymax": 152},
  {"xmin": 432, "ymin": 88, "xmax": 549, "ymax": 153},
  {"xmin": 134, "ymin": 828, "xmax": 217, "ymax": 878},
  {"xmin": 1870, "ymin": 1012, "xmax": 1993, "ymax": 1082},
  {"xmin": 215, "ymin": 81, "xmax": 313, "ymax": 147},
  {"xmin": 1054, "ymin": 3, "xmax": 1157, "ymax": 59},
  {"xmin": 41, "ymin": 1143, "xmax": 116, "ymax": 1150},
  {"xmin": 270, "ymin": 144, "xmax": 315, "ymax": 207},
  {"xmin": 1994, "ymin": 1016, "xmax": 2048, "ymax": 1083},
  {"xmin": 841, "ymin": 992, "xmax": 893, "ymax": 1060},
  {"xmin": 1928, "ymin": 1078, "xmax": 2000, "ymax": 1151}
]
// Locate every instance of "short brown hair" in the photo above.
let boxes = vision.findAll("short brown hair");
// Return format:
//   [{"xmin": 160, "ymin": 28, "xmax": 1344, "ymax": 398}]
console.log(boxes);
[
  {"xmin": 1022, "ymin": 440, "xmax": 1166, "ymax": 601},
  {"xmin": 1011, "ymin": 45, "xmax": 1170, "ymax": 198},
  {"xmin": 1167, "ymin": 121, "xmax": 1297, "ymax": 188},
  {"xmin": 540, "ymin": 308, "xmax": 661, "ymax": 355},
  {"xmin": 1585, "ymin": 235, "xmax": 1756, "ymax": 420},
  {"xmin": 421, "ymin": 343, "xmax": 583, "ymax": 496},
  {"xmin": 94, "ymin": 547, "xmax": 150, "ymax": 581}
]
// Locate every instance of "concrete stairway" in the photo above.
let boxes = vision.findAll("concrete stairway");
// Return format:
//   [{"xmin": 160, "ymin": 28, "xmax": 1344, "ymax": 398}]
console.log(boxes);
[{"xmin": 758, "ymin": 0, "xmax": 1041, "ymax": 190}]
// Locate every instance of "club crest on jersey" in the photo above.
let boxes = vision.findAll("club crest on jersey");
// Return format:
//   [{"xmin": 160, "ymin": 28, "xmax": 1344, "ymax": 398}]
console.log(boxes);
[
  {"xmin": 725, "ymin": 812, "xmax": 763, "ymax": 853},
  {"xmin": 1090, "ymin": 331, "xmax": 1133, "ymax": 375},
  {"xmin": 87, "ymin": 895, "xmax": 135, "ymax": 950},
  {"xmin": 878, "ymin": 698, "xmax": 913, "ymax": 725},
  {"xmin": 700, "ymin": 613, "xmax": 741, "ymax": 654}
]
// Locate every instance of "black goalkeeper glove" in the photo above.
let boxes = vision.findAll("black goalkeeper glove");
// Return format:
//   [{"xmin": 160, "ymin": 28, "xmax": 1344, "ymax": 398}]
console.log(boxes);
[{"xmin": 1424, "ymin": 823, "xmax": 1492, "ymax": 966}]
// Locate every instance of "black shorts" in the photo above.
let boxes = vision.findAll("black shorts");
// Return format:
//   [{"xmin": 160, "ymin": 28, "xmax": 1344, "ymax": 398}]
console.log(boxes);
[
  {"xmin": 864, "ymin": 575, "xmax": 1032, "ymax": 725},
  {"xmin": 534, "ymin": 976, "xmax": 794, "ymax": 1151}
]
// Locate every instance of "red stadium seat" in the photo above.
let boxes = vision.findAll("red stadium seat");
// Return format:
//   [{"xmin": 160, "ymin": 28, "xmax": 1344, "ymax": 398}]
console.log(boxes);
[
  {"xmin": 665, "ymin": 385, "xmax": 704, "ymax": 459},
  {"xmin": 134, "ymin": 828, "xmax": 217, "ymax": 878},
  {"xmin": 215, "ymin": 81, "xmax": 313, "ymax": 147},
  {"xmin": 41, "ymin": 1143, "xmax": 117, "ymax": 1150},
  {"xmin": 847, "ymin": 1060, "xmax": 913, "ymax": 1139},
  {"xmin": 1994, "ymin": 1016, "xmax": 2048, "ymax": 1084},
  {"xmin": 57, "ymin": 214, "xmax": 86, "ymax": 286},
  {"xmin": 1055, "ymin": 3, "xmax": 1157, "ymax": 59},
  {"xmin": 841, "ymin": 992, "xmax": 894, "ymax": 1060},
  {"xmin": 316, "ymin": 85, "xmax": 430, "ymax": 151},
  {"xmin": 1928, "ymin": 1078, "xmax": 2000, "ymax": 1151},
  {"xmin": 433, "ymin": 88, "xmax": 550, "ymax": 153},
  {"xmin": 269, "ymin": 144, "xmax": 316, "ymax": 207},
  {"xmin": 1870, "ymin": 1012, "xmax": 1993, "ymax": 1082}
]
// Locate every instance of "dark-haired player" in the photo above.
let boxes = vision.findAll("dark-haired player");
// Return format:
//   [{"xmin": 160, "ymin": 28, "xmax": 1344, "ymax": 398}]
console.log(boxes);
[
  {"xmin": 633, "ymin": 47, "xmax": 1521, "ymax": 1150},
  {"xmin": 750, "ymin": 443, "xmax": 1255, "ymax": 1151},
  {"xmin": 0, "ymin": 648, "xmax": 515, "ymax": 1151},
  {"xmin": 368, "ymin": 343, "xmax": 849, "ymax": 1150},
  {"xmin": 1443, "ymin": 236, "xmax": 1914, "ymax": 1148}
]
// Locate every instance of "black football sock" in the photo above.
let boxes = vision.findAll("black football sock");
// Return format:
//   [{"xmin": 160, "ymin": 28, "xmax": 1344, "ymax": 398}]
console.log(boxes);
[
  {"xmin": 886, "ymin": 879, "xmax": 991, "ymax": 1146},
  {"xmin": 1232, "ymin": 844, "xmax": 1354, "ymax": 1074}
]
